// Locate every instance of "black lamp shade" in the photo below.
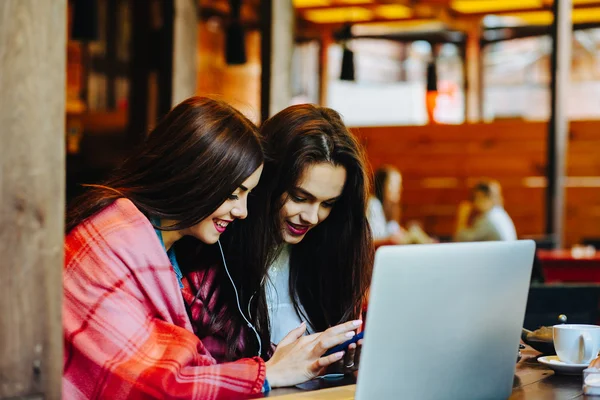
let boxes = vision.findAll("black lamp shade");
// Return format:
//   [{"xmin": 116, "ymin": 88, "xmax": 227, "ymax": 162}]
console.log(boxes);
[
  {"xmin": 225, "ymin": 22, "xmax": 247, "ymax": 65},
  {"xmin": 72, "ymin": 0, "xmax": 98, "ymax": 41},
  {"xmin": 426, "ymin": 61, "xmax": 438, "ymax": 92},
  {"xmin": 340, "ymin": 45, "xmax": 355, "ymax": 81}
]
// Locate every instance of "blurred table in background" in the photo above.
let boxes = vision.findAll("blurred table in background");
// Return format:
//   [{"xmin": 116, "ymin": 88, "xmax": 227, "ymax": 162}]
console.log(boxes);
[{"xmin": 539, "ymin": 249, "xmax": 600, "ymax": 283}]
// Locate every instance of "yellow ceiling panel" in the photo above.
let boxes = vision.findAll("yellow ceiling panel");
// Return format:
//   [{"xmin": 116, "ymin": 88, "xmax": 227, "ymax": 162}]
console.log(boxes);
[
  {"xmin": 503, "ymin": 7, "xmax": 600, "ymax": 24},
  {"xmin": 374, "ymin": 4, "xmax": 412, "ymax": 19},
  {"xmin": 452, "ymin": 0, "xmax": 543, "ymax": 14},
  {"xmin": 505, "ymin": 11, "xmax": 553, "ymax": 25},
  {"xmin": 354, "ymin": 19, "xmax": 444, "ymax": 34},
  {"xmin": 293, "ymin": 0, "xmax": 331, "ymax": 8},
  {"xmin": 559, "ymin": 7, "xmax": 600, "ymax": 22},
  {"xmin": 543, "ymin": 0, "xmax": 600, "ymax": 4},
  {"xmin": 337, "ymin": 0, "xmax": 375, "ymax": 4},
  {"xmin": 293, "ymin": 0, "xmax": 373, "ymax": 7},
  {"xmin": 303, "ymin": 7, "xmax": 374, "ymax": 23}
]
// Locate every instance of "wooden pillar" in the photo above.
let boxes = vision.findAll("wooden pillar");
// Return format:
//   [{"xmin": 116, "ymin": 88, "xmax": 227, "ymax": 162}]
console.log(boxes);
[
  {"xmin": 260, "ymin": 0, "xmax": 294, "ymax": 122},
  {"xmin": 318, "ymin": 31, "xmax": 332, "ymax": 106},
  {"xmin": 0, "ymin": 1, "xmax": 66, "ymax": 399},
  {"xmin": 172, "ymin": 0, "xmax": 198, "ymax": 106},
  {"xmin": 465, "ymin": 23, "xmax": 482, "ymax": 123},
  {"xmin": 399, "ymin": 43, "xmax": 408, "ymax": 82},
  {"xmin": 460, "ymin": 44, "xmax": 468, "ymax": 122},
  {"xmin": 546, "ymin": 0, "xmax": 572, "ymax": 248}
]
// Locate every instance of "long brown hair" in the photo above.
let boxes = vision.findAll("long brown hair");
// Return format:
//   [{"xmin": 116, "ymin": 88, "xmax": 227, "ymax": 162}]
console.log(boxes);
[
  {"xmin": 66, "ymin": 96, "xmax": 262, "ymax": 233},
  {"xmin": 222, "ymin": 104, "xmax": 374, "ymax": 340},
  {"xmin": 66, "ymin": 97, "xmax": 265, "ymax": 360}
]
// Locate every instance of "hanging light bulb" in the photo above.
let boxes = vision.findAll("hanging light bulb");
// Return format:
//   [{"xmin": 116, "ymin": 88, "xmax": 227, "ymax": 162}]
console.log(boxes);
[{"xmin": 426, "ymin": 61, "xmax": 438, "ymax": 124}]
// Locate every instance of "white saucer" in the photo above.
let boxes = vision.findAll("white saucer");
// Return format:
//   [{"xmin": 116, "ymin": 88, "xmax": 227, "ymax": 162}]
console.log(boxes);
[{"xmin": 538, "ymin": 356, "xmax": 589, "ymax": 375}]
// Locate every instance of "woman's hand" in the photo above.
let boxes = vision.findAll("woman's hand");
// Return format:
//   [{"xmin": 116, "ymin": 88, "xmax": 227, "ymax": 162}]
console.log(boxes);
[
  {"xmin": 455, "ymin": 201, "xmax": 474, "ymax": 232},
  {"xmin": 265, "ymin": 320, "xmax": 362, "ymax": 388},
  {"xmin": 327, "ymin": 339, "xmax": 363, "ymax": 374},
  {"xmin": 457, "ymin": 201, "xmax": 473, "ymax": 223},
  {"xmin": 590, "ymin": 356, "xmax": 600, "ymax": 369},
  {"xmin": 389, "ymin": 230, "xmax": 408, "ymax": 245}
]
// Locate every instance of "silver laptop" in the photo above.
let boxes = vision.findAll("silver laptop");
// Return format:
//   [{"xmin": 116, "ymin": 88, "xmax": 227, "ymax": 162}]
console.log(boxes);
[{"xmin": 355, "ymin": 240, "xmax": 535, "ymax": 400}]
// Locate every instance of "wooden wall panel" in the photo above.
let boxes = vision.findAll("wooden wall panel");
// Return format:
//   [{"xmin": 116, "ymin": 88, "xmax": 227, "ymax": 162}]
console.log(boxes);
[{"xmin": 353, "ymin": 120, "xmax": 600, "ymax": 246}]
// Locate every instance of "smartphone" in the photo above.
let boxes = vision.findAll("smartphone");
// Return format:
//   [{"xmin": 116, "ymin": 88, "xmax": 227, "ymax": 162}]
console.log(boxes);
[{"xmin": 323, "ymin": 331, "xmax": 364, "ymax": 356}]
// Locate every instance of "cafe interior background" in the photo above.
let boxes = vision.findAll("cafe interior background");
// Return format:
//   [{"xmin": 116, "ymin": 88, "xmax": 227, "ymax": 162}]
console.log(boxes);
[
  {"xmin": 3, "ymin": 0, "xmax": 600, "ymax": 398},
  {"xmin": 66, "ymin": 0, "xmax": 600, "ymax": 249},
  {"xmin": 64, "ymin": 0, "xmax": 600, "ymax": 357}
]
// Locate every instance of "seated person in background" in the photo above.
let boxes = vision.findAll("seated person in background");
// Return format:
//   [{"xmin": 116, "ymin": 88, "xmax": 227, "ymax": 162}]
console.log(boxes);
[
  {"xmin": 367, "ymin": 166, "xmax": 434, "ymax": 246},
  {"xmin": 454, "ymin": 179, "xmax": 517, "ymax": 242}
]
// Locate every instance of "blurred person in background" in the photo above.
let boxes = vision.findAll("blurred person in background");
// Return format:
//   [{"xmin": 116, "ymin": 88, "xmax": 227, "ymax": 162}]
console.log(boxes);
[
  {"xmin": 367, "ymin": 165, "xmax": 434, "ymax": 247},
  {"xmin": 454, "ymin": 179, "xmax": 517, "ymax": 242}
]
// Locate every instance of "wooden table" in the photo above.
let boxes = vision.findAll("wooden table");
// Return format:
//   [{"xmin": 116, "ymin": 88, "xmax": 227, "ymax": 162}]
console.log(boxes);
[
  {"xmin": 539, "ymin": 249, "xmax": 600, "ymax": 283},
  {"xmin": 265, "ymin": 348, "xmax": 586, "ymax": 399}
]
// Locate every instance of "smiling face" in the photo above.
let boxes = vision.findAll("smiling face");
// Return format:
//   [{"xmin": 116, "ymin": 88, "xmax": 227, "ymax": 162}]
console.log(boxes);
[
  {"xmin": 181, "ymin": 164, "xmax": 263, "ymax": 244},
  {"xmin": 279, "ymin": 162, "xmax": 347, "ymax": 245}
]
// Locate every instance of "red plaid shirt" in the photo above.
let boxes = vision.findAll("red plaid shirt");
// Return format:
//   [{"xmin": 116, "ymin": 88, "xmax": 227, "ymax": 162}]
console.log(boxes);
[{"xmin": 63, "ymin": 199, "xmax": 266, "ymax": 399}]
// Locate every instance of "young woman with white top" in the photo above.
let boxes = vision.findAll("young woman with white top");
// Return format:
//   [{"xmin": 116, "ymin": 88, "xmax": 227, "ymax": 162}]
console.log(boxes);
[
  {"xmin": 367, "ymin": 166, "xmax": 434, "ymax": 247},
  {"xmin": 220, "ymin": 104, "xmax": 374, "ymax": 371}
]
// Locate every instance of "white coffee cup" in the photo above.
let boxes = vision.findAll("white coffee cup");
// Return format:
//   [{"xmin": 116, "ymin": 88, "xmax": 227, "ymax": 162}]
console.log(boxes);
[{"xmin": 553, "ymin": 324, "xmax": 600, "ymax": 364}]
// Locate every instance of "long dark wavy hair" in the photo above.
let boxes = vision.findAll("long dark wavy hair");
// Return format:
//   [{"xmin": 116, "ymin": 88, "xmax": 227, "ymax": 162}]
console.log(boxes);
[
  {"xmin": 66, "ymin": 96, "xmax": 266, "ymax": 359},
  {"xmin": 222, "ymin": 104, "xmax": 374, "ymax": 341}
]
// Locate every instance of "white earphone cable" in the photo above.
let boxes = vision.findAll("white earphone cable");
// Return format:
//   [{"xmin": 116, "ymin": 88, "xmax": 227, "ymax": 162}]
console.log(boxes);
[{"xmin": 217, "ymin": 240, "xmax": 262, "ymax": 357}]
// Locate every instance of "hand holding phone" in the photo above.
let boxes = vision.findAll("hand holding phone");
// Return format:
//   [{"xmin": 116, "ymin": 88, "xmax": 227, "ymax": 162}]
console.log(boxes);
[{"xmin": 323, "ymin": 331, "xmax": 364, "ymax": 356}]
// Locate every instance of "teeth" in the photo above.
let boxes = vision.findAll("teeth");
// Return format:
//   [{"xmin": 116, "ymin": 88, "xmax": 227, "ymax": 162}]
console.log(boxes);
[{"xmin": 215, "ymin": 220, "xmax": 229, "ymax": 228}]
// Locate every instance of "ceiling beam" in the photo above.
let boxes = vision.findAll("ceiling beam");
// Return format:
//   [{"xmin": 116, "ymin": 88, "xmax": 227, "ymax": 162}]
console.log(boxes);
[
  {"xmin": 351, "ymin": 30, "xmax": 465, "ymax": 44},
  {"xmin": 295, "ymin": 1, "xmax": 600, "ymax": 25},
  {"xmin": 321, "ymin": 20, "xmax": 600, "ymax": 47},
  {"xmin": 300, "ymin": 16, "xmax": 445, "ymax": 28},
  {"xmin": 482, "ymin": 21, "xmax": 600, "ymax": 44}
]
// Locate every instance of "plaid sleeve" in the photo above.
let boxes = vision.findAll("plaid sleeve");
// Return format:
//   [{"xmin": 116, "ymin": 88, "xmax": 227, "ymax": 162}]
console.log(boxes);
[
  {"xmin": 96, "ymin": 318, "xmax": 267, "ymax": 399},
  {"xmin": 64, "ymin": 228, "xmax": 266, "ymax": 399}
]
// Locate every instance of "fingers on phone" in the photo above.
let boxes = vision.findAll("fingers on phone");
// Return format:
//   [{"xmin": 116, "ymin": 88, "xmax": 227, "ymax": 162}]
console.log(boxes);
[{"xmin": 315, "ymin": 351, "xmax": 345, "ymax": 371}]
